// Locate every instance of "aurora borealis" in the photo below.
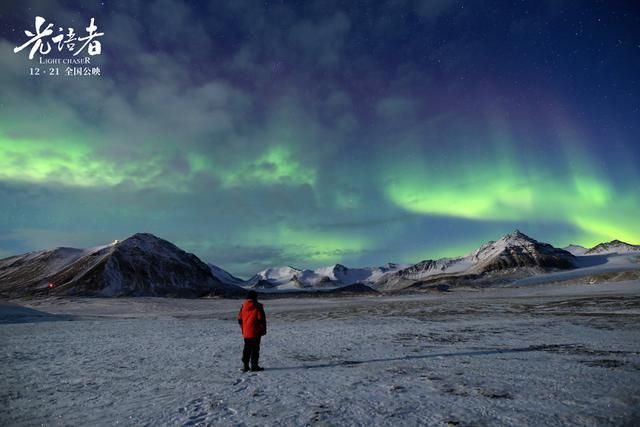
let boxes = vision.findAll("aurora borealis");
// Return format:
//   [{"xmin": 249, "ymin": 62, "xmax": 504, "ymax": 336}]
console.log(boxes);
[{"xmin": 0, "ymin": 1, "xmax": 638, "ymax": 277}]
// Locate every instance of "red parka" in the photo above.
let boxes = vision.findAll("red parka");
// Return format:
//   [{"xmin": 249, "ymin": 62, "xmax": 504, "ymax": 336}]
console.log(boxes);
[{"xmin": 237, "ymin": 299, "xmax": 267, "ymax": 339}]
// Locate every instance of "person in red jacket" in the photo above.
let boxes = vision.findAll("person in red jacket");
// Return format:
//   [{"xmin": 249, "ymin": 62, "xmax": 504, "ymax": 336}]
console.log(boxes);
[{"xmin": 237, "ymin": 290, "xmax": 267, "ymax": 372}]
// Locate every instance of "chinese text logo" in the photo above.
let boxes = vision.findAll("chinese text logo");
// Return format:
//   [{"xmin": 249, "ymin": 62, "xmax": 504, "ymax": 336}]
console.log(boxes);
[{"xmin": 14, "ymin": 16, "xmax": 104, "ymax": 60}]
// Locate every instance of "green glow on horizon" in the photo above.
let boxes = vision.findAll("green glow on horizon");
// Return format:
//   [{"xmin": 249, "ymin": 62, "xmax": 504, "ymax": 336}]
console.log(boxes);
[
  {"xmin": 381, "ymin": 114, "xmax": 640, "ymax": 246},
  {"xmin": 242, "ymin": 224, "xmax": 371, "ymax": 265}
]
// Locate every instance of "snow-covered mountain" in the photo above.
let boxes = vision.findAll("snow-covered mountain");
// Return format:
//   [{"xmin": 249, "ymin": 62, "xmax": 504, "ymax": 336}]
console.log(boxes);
[
  {"xmin": 584, "ymin": 240, "xmax": 640, "ymax": 255},
  {"xmin": 0, "ymin": 233, "xmax": 243, "ymax": 298},
  {"xmin": 466, "ymin": 230, "xmax": 576, "ymax": 273},
  {"xmin": 563, "ymin": 244, "xmax": 589, "ymax": 255},
  {"xmin": 375, "ymin": 230, "xmax": 576, "ymax": 291},
  {"xmin": 315, "ymin": 263, "xmax": 407, "ymax": 285},
  {"xmin": 244, "ymin": 263, "xmax": 407, "ymax": 291},
  {"xmin": 0, "ymin": 247, "xmax": 86, "ymax": 293},
  {"xmin": 250, "ymin": 266, "xmax": 304, "ymax": 288},
  {"xmin": 241, "ymin": 233, "xmax": 637, "ymax": 293},
  {"xmin": 3, "ymin": 230, "xmax": 636, "ymax": 298}
]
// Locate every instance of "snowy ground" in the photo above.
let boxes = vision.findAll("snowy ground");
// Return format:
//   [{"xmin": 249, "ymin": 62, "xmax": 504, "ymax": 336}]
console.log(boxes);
[{"xmin": 2, "ymin": 281, "xmax": 640, "ymax": 426}]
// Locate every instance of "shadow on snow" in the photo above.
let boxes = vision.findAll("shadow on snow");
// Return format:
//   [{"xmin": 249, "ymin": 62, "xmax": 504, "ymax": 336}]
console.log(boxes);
[
  {"xmin": 267, "ymin": 345, "xmax": 566, "ymax": 371},
  {"xmin": 0, "ymin": 304, "xmax": 75, "ymax": 324}
]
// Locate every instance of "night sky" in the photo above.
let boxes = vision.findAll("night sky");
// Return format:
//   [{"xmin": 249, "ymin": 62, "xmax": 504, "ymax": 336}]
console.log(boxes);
[{"xmin": 1, "ymin": 1, "xmax": 639, "ymax": 277}]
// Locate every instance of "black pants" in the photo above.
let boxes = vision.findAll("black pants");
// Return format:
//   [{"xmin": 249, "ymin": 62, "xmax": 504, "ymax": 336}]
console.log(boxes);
[{"xmin": 242, "ymin": 337, "xmax": 261, "ymax": 367}]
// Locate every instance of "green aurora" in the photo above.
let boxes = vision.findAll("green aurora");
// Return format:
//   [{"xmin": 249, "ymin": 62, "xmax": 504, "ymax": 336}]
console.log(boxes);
[
  {"xmin": 1, "ymin": 1, "xmax": 638, "ymax": 276},
  {"xmin": 1, "ymin": 104, "xmax": 637, "ymax": 275}
]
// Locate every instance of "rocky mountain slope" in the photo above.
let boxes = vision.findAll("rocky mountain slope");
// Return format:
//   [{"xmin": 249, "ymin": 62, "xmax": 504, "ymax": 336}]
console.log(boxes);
[
  {"xmin": 584, "ymin": 240, "xmax": 640, "ymax": 255},
  {"xmin": 0, "ymin": 234, "xmax": 242, "ymax": 298},
  {"xmin": 467, "ymin": 230, "xmax": 576, "ymax": 272},
  {"xmin": 208, "ymin": 263, "xmax": 246, "ymax": 287},
  {"xmin": 375, "ymin": 230, "xmax": 576, "ymax": 291}
]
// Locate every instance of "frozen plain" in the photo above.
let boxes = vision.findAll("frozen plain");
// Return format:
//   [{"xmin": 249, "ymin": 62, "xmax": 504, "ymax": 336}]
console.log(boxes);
[{"xmin": 1, "ymin": 281, "xmax": 640, "ymax": 426}]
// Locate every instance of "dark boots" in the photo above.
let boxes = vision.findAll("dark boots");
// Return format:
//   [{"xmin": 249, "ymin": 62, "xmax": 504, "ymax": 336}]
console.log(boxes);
[
  {"xmin": 242, "ymin": 337, "xmax": 263, "ymax": 372},
  {"xmin": 241, "ymin": 364, "xmax": 263, "ymax": 372}
]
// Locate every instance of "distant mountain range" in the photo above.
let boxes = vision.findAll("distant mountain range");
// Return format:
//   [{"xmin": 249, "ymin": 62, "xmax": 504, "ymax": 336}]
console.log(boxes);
[
  {"xmin": 584, "ymin": 240, "xmax": 640, "ymax": 255},
  {"xmin": 561, "ymin": 240, "xmax": 640, "ymax": 256},
  {"xmin": 214, "ymin": 230, "xmax": 638, "ymax": 292},
  {"xmin": 242, "ymin": 263, "xmax": 408, "ymax": 291},
  {"xmin": 0, "ymin": 231, "xmax": 638, "ymax": 298}
]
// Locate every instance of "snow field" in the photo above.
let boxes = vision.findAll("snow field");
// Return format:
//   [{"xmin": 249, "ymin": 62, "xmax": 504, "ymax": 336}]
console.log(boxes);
[{"xmin": 2, "ymin": 290, "xmax": 640, "ymax": 426}]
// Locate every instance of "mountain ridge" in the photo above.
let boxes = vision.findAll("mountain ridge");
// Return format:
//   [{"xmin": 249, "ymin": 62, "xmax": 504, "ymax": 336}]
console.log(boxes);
[
  {"xmin": 374, "ymin": 230, "xmax": 577, "ymax": 291},
  {"xmin": 1, "ymin": 230, "xmax": 638, "ymax": 297},
  {"xmin": 584, "ymin": 239, "xmax": 640, "ymax": 255}
]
